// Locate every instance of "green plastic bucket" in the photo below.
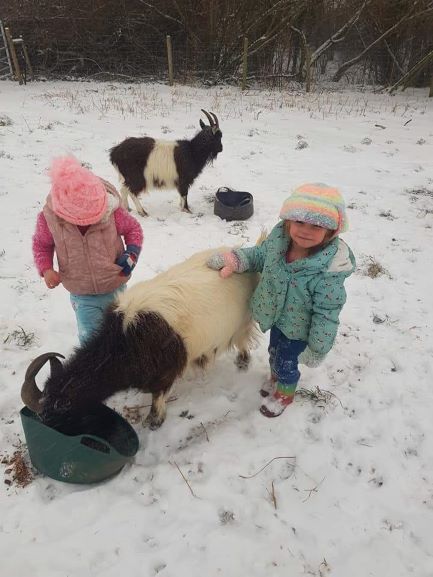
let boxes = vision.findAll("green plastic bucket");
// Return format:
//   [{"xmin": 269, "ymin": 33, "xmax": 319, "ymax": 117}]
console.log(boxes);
[{"xmin": 20, "ymin": 404, "xmax": 139, "ymax": 484}]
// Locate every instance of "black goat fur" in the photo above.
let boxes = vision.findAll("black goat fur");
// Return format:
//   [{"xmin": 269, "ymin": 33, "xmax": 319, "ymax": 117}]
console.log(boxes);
[
  {"xmin": 109, "ymin": 137, "xmax": 156, "ymax": 195},
  {"xmin": 41, "ymin": 309, "xmax": 187, "ymax": 430}
]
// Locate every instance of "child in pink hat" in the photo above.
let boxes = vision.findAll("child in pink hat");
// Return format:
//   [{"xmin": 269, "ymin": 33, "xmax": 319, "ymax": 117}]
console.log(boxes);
[{"xmin": 32, "ymin": 156, "xmax": 143, "ymax": 344}]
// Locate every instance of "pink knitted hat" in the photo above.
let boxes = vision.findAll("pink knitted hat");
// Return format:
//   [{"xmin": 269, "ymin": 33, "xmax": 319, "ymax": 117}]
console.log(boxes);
[{"xmin": 49, "ymin": 156, "xmax": 107, "ymax": 226}]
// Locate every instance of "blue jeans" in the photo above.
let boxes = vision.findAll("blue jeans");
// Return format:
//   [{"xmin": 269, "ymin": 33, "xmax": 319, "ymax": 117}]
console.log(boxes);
[
  {"xmin": 268, "ymin": 326, "xmax": 307, "ymax": 393},
  {"xmin": 70, "ymin": 286, "xmax": 126, "ymax": 345}
]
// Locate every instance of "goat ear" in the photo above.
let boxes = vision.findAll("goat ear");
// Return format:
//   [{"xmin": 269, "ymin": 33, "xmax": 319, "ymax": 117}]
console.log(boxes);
[{"xmin": 199, "ymin": 119, "xmax": 206, "ymax": 130}]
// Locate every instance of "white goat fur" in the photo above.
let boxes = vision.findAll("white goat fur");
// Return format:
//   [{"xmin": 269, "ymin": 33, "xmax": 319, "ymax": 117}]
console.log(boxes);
[
  {"xmin": 116, "ymin": 140, "xmax": 180, "ymax": 213},
  {"xmin": 116, "ymin": 247, "xmax": 259, "ymax": 365},
  {"xmin": 144, "ymin": 140, "xmax": 178, "ymax": 190}
]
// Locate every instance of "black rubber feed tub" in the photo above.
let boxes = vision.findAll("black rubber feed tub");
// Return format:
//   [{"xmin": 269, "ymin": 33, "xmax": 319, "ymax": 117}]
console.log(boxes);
[{"xmin": 214, "ymin": 187, "xmax": 254, "ymax": 221}]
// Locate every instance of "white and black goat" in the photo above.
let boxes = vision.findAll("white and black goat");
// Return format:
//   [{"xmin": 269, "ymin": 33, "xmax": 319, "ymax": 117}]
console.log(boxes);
[
  {"xmin": 21, "ymin": 248, "xmax": 258, "ymax": 430},
  {"xmin": 109, "ymin": 110, "xmax": 222, "ymax": 216}
]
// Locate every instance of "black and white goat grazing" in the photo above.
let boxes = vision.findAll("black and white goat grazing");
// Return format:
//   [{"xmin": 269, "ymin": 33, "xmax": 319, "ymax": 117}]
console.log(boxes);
[
  {"xmin": 109, "ymin": 109, "xmax": 222, "ymax": 216},
  {"xmin": 22, "ymin": 247, "xmax": 258, "ymax": 430}
]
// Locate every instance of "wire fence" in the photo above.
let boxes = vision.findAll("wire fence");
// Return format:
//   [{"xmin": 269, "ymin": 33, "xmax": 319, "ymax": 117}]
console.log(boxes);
[
  {"xmin": 102, "ymin": 35, "xmax": 432, "ymax": 92},
  {"xmin": 1, "ymin": 20, "xmax": 432, "ymax": 92},
  {"xmin": 3, "ymin": 0, "xmax": 433, "ymax": 90}
]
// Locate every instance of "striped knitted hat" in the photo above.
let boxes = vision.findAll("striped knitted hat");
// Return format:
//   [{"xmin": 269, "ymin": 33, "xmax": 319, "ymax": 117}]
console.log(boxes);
[{"xmin": 279, "ymin": 183, "xmax": 348, "ymax": 233}]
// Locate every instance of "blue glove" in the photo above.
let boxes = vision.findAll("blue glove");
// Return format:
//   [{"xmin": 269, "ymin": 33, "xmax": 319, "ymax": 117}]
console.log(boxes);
[
  {"xmin": 298, "ymin": 347, "xmax": 327, "ymax": 368},
  {"xmin": 116, "ymin": 244, "xmax": 141, "ymax": 276}
]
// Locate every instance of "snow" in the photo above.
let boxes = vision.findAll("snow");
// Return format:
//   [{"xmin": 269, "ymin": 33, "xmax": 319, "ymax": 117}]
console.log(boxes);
[{"xmin": 1, "ymin": 80, "xmax": 433, "ymax": 577}]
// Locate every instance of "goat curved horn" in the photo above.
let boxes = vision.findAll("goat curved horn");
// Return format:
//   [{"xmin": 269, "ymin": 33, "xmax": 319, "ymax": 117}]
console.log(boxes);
[
  {"xmin": 201, "ymin": 109, "xmax": 215, "ymax": 126},
  {"xmin": 209, "ymin": 112, "xmax": 219, "ymax": 130},
  {"xmin": 21, "ymin": 352, "xmax": 65, "ymax": 413}
]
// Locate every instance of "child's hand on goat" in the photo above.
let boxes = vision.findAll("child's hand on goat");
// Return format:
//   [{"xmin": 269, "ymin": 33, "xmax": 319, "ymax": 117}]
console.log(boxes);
[
  {"xmin": 43, "ymin": 269, "xmax": 61, "ymax": 289},
  {"xmin": 116, "ymin": 244, "xmax": 141, "ymax": 276},
  {"xmin": 207, "ymin": 251, "xmax": 241, "ymax": 278}
]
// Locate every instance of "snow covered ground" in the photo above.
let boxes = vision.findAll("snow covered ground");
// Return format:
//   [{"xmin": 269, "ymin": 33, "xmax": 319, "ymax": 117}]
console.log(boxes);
[{"xmin": 1, "ymin": 80, "xmax": 432, "ymax": 577}]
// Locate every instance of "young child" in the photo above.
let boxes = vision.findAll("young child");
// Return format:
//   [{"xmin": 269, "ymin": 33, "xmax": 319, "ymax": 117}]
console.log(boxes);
[
  {"xmin": 32, "ymin": 156, "xmax": 143, "ymax": 345},
  {"xmin": 207, "ymin": 183, "xmax": 355, "ymax": 417}
]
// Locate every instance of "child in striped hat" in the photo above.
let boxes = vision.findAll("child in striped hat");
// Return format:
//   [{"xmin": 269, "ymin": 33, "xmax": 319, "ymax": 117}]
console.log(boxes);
[{"xmin": 207, "ymin": 183, "xmax": 355, "ymax": 417}]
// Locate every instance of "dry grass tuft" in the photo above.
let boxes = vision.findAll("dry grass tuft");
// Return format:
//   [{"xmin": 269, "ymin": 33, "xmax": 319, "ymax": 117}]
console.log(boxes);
[
  {"xmin": 2, "ymin": 446, "xmax": 34, "ymax": 489},
  {"xmin": 296, "ymin": 386, "xmax": 342, "ymax": 408},
  {"xmin": 3, "ymin": 326, "xmax": 36, "ymax": 348},
  {"xmin": 364, "ymin": 257, "xmax": 388, "ymax": 279}
]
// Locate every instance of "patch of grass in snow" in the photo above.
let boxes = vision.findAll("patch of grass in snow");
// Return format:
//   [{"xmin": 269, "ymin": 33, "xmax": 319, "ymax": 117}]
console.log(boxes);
[
  {"xmin": 295, "ymin": 134, "xmax": 309, "ymax": 149},
  {"xmin": 407, "ymin": 186, "xmax": 433, "ymax": 199},
  {"xmin": 378, "ymin": 209, "xmax": 396, "ymax": 220},
  {"xmin": 38, "ymin": 84, "xmax": 429, "ymax": 121},
  {"xmin": 218, "ymin": 509, "xmax": 235, "ymax": 525},
  {"xmin": 0, "ymin": 115, "xmax": 13, "ymax": 126},
  {"xmin": 2, "ymin": 443, "xmax": 34, "ymax": 489},
  {"xmin": 3, "ymin": 326, "xmax": 36, "ymax": 348},
  {"xmin": 295, "ymin": 386, "xmax": 342, "ymax": 408},
  {"xmin": 364, "ymin": 257, "xmax": 388, "ymax": 279}
]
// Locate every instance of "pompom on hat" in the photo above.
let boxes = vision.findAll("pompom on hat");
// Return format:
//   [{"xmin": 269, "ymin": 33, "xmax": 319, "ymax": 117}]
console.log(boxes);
[
  {"xmin": 279, "ymin": 183, "xmax": 348, "ymax": 234},
  {"xmin": 49, "ymin": 156, "xmax": 107, "ymax": 226}
]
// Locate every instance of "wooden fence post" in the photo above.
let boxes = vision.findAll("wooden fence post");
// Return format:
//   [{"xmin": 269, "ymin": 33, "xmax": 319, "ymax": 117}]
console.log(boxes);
[
  {"xmin": 4, "ymin": 27, "xmax": 22, "ymax": 83},
  {"xmin": 166, "ymin": 35, "xmax": 174, "ymax": 86},
  {"xmin": 241, "ymin": 36, "xmax": 248, "ymax": 90},
  {"xmin": 21, "ymin": 38, "xmax": 33, "ymax": 78}
]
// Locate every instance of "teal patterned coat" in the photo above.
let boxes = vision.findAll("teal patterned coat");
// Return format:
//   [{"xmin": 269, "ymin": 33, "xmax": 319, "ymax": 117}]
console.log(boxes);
[{"xmin": 234, "ymin": 222, "xmax": 356, "ymax": 355}]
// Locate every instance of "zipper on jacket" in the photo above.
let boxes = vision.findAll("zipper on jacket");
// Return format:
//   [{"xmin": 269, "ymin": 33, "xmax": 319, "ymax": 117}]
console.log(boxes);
[{"xmin": 82, "ymin": 234, "xmax": 98, "ymax": 293}]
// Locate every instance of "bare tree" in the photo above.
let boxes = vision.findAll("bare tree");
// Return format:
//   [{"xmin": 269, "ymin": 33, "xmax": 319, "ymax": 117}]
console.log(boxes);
[
  {"xmin": 389, "ymin": 48, "xmax": 433, "ymax": 93},
  {"xmin": 309, "ymin": 0, "xmax": 370, "ymax": 69},
  {"xmin": 2, "ymin": 0, "xmax": 432, "ymax": 88},
  {"xmin": 332, "ymin": 0, "xmax": 433, "ymax": 82}
]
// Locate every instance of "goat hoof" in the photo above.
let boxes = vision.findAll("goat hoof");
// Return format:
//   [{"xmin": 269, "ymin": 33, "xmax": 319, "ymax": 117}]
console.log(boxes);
[
  {"xmin": 236, "ymin": 361, "xmax": 249, "ymax": 371},
  {"xmin": 235, "ymin": 352, "xmax": 250, "ymax": 371},
  {"xmin": 149, "ymin": 420, "xmax": 164, "ymax": 430},
  {"xmin": 143, "ymin": 414, "xmax": 164, "ymax": 430},
  {"xmin": 138, "ymin": 210, "xmax": 149, "ymax": 217}
]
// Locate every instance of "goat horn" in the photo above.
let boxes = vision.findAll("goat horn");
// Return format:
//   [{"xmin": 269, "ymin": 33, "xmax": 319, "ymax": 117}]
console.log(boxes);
[
  {"xmin": 21, "ymin": 352, "xmax": 65, "ymax": 413},
  {"xmin": 201, "ymin": 109, "xmax": 215, "ymax": 126},
  {"xmin": 209, "ymin": 112, "xmax": 219, "ymax": 129}
]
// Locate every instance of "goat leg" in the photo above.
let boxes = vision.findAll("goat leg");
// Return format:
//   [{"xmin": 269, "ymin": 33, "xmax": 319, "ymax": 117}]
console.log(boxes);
[
  {"xmin": 120, "ymin": 184, "xmax": 131, "ymax": 212},
  {"xmin": 120, "ymin": 183, "xmax": 148, "ymax": 217},
  {"xmin": 130, "ymin": 193, "xmax": 149, "ymax": 217},
  {"xmin": 144, "ymin": 390, "xmax": 169, "ymax": 430},
  {"xmin": 178, "ymin": 185, "xmax": 192, "ymax": 214}
]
